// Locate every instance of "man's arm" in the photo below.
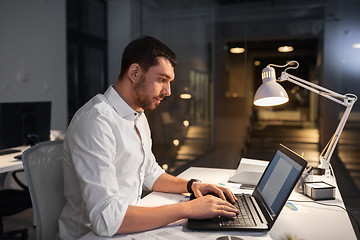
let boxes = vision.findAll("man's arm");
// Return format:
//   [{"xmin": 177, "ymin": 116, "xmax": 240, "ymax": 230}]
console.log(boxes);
[
  {"xmin": 152, "ymin": 173, "xmax": 237, "ymax": 203},
  {"xmin": 152, "ymin": 173, "xmax": 188, "ymax": 193},
  {"xmin": 116, "ymin": 173, "xmax": 240, "ymax": 234},
  {"xmin": 117, "ymin": 193, "xmax": 239, "ymax": 234}
]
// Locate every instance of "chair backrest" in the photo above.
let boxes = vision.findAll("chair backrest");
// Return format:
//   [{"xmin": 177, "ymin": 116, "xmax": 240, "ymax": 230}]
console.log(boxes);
[{"xmin": 22, "ymin": 140, "xmax": 65, "ymax": 240}]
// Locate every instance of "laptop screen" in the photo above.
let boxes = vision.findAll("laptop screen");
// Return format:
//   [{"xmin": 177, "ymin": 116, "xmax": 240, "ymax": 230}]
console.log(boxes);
[{"xmin": 255, "ymin": 146, "xmax": 305, "ymax": 217}]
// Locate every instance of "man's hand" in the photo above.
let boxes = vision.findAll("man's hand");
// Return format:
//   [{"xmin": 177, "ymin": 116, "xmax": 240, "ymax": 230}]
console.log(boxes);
[
  {"xmin": 117, "ymin": 193, "xmax": 239, "ymax": 234},
  {"xmin": 183, "ymin": 194, "xmax": 239, "ymax": 219},
  {"xmin": 191, "ymin": 182, "xmax": 237, "ymax": 203}
]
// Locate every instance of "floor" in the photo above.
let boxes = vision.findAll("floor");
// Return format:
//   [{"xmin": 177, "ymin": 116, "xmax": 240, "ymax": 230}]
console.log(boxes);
[
  {"xmin": 2, "ymin": 208, "xmax": 36, "ymax": 240},
  {"xmin": 2, "ymin": 123, "xmax": 360, "ymax": 240}
]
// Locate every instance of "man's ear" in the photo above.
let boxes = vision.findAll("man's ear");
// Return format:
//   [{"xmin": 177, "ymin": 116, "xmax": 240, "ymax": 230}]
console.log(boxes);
[{"xmin": 128, "ymin": 63, "xmax": 141, "ymax": 83}]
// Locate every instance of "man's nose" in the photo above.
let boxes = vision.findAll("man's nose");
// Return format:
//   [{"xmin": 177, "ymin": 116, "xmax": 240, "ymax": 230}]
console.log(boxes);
[{"xmin": 163, "ymin": 82, "xmax": 171, "ymax": 97}]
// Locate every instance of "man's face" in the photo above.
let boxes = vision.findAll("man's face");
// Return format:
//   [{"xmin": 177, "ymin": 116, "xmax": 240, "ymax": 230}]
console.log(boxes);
[{"xmin": 133, "ymin": 57, "xmax": 175, "ymax": 111}]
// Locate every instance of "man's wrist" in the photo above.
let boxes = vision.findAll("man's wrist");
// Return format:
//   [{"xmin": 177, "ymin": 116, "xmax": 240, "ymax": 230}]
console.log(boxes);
[{"xmin": 187, "ymin": 179, "xmax": 200, "ymax": 194}]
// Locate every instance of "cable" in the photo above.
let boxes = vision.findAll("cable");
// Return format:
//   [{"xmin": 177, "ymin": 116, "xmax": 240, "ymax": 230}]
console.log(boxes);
[
  {"xmin": 289, "ymin": 199, "xmax": 360, "ymax": 234},
  {"xmin": 267, "ymin": 60, "xmax": 299, "ymax": 71}
]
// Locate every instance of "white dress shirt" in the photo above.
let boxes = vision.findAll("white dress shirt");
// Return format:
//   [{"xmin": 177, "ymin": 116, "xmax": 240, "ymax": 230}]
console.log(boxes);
[{"xmin": 58, "ymin": 86, "xmax": 165, "ymax": 239}]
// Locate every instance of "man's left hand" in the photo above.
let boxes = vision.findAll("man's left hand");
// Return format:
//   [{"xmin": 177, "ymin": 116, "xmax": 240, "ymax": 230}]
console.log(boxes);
[{"xmin": 191, "ymin": 182, "xmax": 237, "ymax": 203}]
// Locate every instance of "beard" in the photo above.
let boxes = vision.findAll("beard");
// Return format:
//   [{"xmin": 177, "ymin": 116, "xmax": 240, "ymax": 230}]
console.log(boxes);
[{"xmin": 133, "ymin": 74, "xmax": 165, "ymax": 111}]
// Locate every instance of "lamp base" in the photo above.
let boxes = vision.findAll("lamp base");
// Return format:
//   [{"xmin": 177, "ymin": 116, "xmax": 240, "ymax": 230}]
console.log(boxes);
[
  {"xmin": 304, "ymin": 181, "xmax": 335, "ymax": 200},
  {"xmin": 295, "ymin": 170, "xmax": 313, "ymax": 194}
]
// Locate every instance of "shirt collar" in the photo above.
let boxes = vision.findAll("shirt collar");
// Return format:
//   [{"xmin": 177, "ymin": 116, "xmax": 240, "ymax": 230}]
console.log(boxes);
[{"xmin": 104, "ymin": 86, "xmax": 143, "ymax": 121}]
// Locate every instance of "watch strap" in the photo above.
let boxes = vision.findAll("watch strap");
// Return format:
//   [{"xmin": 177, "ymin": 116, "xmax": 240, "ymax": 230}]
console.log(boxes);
[{"xmin": 187, "ymin": 178, "xmax": 199, "ymax": 194}]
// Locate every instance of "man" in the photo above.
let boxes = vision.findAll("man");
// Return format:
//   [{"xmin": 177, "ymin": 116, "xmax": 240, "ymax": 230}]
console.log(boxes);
[{"xmin": 58, "ymin": 36, "xmax": 239, "ymax": 239}]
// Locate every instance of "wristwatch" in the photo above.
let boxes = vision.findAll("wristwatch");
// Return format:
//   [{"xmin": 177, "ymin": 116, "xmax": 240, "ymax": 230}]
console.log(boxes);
[{"xmin": 187, "ymin": 179, "xmax": 201, "ymax": 194}]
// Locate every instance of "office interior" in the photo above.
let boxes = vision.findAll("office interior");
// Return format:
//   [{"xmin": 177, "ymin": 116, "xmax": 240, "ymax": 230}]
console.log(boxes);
[{"xmin": 0, "ymin": 0, "xmax": 359, "ymax": 239}]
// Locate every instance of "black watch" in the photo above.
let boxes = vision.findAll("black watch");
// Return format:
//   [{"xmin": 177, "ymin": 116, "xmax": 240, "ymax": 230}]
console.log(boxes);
[{"xmin": 187, "ymin": 179, "xmax": 200, "ymax": 194}]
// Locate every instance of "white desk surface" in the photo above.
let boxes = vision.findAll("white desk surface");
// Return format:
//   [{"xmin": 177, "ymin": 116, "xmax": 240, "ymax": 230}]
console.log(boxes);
[
  {"xmin": 0, "ymin": 146, "xmax": 29, "ymax": 174},
  {"xmin": 80, "ymin": 163, "xmax": 357, "ymax": 240}
]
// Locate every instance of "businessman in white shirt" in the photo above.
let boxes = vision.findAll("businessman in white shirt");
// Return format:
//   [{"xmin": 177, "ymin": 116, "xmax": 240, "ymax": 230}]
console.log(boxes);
[{"xmin": 58, "ymin": 36, "xmax": 239, "ymax": 239}]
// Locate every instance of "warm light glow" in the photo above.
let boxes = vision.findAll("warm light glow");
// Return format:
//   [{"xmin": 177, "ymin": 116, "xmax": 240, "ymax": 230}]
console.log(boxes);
[
  {"xmin": 254, "ymin": 60, "xmax": 358, "ymax": 173},
  {"xmin": 353, "ymin": 43, "xmax": 360, "ymax": 49},
  {"xmin": 183, "ymin": 120, "xmax": 189, "ymax": 127},
  {"xmin": 180, "ymin": 93, "xmax": 192, "ymax": 99},
  {"xmin": 254, "ymin": 66, "xmax": 289, "ymax": 106},
  {"xmin": 230, "ymin": 47, "xmax": 245, "ymax": 54},
  {"xmin": 254, "ymin": 96, "xmax": 289, "ymax": 106},
  {"xmin": 254, "ymin": 61, "xmax": 261, "ymax": 66},
  {"xmin": 173, "ymin": 139, "xmax": 180, "ymax": 146},
  {"xmin": 162, "ymin": 164, "xmax": 168, "ymax": 171},
  {"xmin": 278, "ymin": 46, "xmax": 294, "ymax": 53},
  {"xmin": 232, "ymin": 92, "xmax": 238, "ymax": 98}
]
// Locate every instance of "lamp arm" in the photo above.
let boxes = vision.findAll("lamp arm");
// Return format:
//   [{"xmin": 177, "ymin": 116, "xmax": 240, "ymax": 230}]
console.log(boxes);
[
  {"xmin": 318, "ymin": 101, "xmax": 355, "ymax": 170},
  {"xmin": 279, "ymin": 71, "xmax": 358, "ymax": 170},
  {"xmin": 280, "ymin": 72, "xmax": 348, "ymax": 106}
]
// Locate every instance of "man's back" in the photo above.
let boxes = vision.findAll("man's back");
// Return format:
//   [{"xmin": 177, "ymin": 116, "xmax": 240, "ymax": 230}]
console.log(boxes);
[{"xmin": 58, "ymin": 87, "xmax": 164, "ymax": 239}]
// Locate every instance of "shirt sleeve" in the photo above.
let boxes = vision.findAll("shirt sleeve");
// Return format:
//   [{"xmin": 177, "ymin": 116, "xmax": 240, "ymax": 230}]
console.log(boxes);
[
  {"xmin": 67, "ymin": 109, "xmax": 127, "ymax": 237},
  {"xmin": 140, "ymin": 114, "xmax": 165, "ymax": 190},
  {"xmin": 143, "ymin": 152, "xmax": 165, "ymax": 191}
]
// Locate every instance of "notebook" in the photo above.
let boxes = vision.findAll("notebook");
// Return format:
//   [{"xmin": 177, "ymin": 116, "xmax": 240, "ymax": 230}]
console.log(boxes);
[
  {"xmin": 228, "ymin": 158, "xmax": 268, "ymax": 185},
  {"xmin": 187, "ymin": 144, "xmax": 307, "ymax": 231}
]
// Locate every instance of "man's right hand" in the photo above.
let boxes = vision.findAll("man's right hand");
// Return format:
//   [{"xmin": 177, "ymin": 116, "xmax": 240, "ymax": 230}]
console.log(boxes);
[
  {"xmin": 117, "ymin": 194, "xmax": 239, "ymax": 234},
  {"xmin": 183, "ymin": 194, "xmax": 240, "ymax": 219}
]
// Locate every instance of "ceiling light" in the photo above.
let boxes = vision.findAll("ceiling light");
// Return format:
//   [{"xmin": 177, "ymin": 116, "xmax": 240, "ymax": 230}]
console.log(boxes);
[
  {"xmin": 180, "ymin": 93, "xmax": 192, "ymax": 99},
  {"xmin": 254, "ymin": 61, "xmax": 261, "ymax": 66},
  {"xmin": 183, "ymin": 120, "xmax": 189, "ymax": 127},
  {"xmin": 352, "ymin": 43, "xmax": 360, "ymax": 48},
  {"xmin": 278, "ymin": 46, "xmax": 294, "ymax": 53},
  {"xmin": 162, "ymin": 164, "xmax": 168, "ymax": 171},
  {"xmin": 230, "ymin": 47, "xmax": 245, "ymax": 54},
  {"xmin": 173, "ymin": 139, "xmax": 180, "ymax": 146}
]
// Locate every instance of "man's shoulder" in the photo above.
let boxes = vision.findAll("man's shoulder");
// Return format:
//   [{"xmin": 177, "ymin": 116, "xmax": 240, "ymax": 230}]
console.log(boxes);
[
  {"xmin": 82, "ymin": 94, "xmax": 114, "ymax": 115},
  {"xmin": 70, "ymin": 94, "xmax": 117, "ymax": 126}
]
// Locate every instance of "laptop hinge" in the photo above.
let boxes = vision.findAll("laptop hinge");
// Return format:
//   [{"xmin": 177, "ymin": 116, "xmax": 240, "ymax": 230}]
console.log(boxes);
[{"xmin": 250, "ymin": 195, "xmax": 267, "ymax": 224}]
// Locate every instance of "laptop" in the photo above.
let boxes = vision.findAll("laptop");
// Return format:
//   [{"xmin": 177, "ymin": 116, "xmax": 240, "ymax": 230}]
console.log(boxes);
[{"xmin": 187, "ymin": 144, "xmax": 307, "ymax": 231}]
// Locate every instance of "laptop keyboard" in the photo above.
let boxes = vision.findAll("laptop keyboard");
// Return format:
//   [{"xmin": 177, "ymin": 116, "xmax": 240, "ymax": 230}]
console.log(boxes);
[{"xmin": 219, "ymin": 194, "xmax": 256, "ymax": 227}]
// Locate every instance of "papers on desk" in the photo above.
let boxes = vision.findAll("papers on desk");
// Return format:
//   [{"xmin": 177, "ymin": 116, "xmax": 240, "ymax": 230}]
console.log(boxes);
[
  {"xmin": 92, "ymin": 224, "xmax": 272, "ymax": 240},
  {"xmin": 228, "ymin": 158, "xmax": 268, "ymax": 185}
]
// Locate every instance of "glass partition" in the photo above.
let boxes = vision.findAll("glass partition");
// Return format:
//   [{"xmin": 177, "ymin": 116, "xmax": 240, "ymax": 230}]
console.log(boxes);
[
  {"xmin": 141, "ymin": 2, "xmax": 215, "ymax": 173},
  {"xmin": 135, "ymin": 0, "xmax": 360, "ymax": 176}
]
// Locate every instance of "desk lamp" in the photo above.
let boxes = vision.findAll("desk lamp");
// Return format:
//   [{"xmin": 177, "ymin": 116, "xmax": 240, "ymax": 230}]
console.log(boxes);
[{"xmin": 253, "ymin": 61, "xmax": 357, "ymax": 176}]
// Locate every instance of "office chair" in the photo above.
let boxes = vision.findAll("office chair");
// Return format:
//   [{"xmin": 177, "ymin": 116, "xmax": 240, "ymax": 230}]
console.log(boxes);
[
  {"xmin": 0, "ymin": 170, "xmax": 32, "ymax": 240},
  {"xmin": 22, "ymin": 140, "xmax": 65, "ymax": 240}
]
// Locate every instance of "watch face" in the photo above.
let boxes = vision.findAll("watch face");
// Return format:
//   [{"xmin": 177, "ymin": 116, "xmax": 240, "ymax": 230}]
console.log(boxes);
[{"xmin": 194, "ymin": 179, "xmax": 201, "ymax": 183}]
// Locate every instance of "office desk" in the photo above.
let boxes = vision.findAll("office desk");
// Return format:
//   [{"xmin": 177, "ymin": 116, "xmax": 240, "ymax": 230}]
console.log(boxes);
[
  {"xmin": 0, "ymin": 146, "xmax": 29, "ymax": 189},
  {"xmin": 80, "ymin": 163, "xmax": 357, "ymax": 240},
  {"xmin": 0, "ymin": 146, "xmax": 29, "ymax": 174}
]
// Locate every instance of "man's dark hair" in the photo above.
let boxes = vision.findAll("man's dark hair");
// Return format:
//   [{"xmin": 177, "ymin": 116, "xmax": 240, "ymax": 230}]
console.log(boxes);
[{"xmin": 118, "ymin": 36, "xmax": 177, "ymax": 80}]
